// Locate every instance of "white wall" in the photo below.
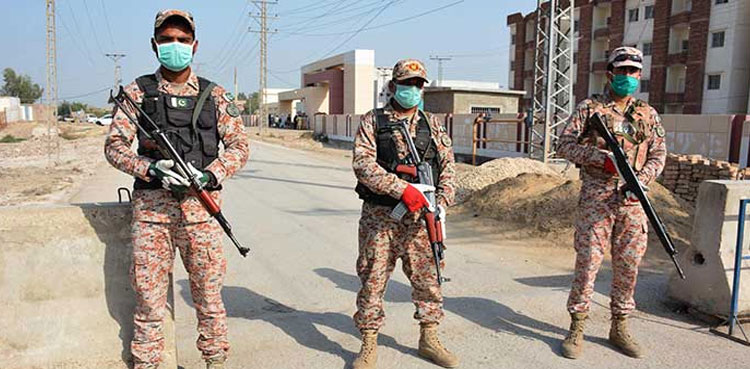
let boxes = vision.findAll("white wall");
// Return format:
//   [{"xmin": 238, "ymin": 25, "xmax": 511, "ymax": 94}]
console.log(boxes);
[{"xmin": 703, "ymin": 0, "xmax": 750, "ymax": 114}]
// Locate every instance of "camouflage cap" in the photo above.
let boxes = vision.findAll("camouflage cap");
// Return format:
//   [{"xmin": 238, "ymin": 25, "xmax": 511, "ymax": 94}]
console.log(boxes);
[
  {"xmin": 392, "ymin": 59, "xmax": 429, "ymax": 83},
  {"xmin": 608, "ymin": 46, "xmax": 643, "ymax": 70},
  {"xmin": 154, "ymin": 9, "xmax": 195, "ymax": 32}
]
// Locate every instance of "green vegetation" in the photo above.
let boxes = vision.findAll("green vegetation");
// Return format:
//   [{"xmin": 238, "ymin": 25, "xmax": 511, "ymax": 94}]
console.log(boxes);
[
  {"xmin": 1, "ymin": 68, "xmax": 43, "ymax": 103},
  {"xmin": 0, "ymin": 135, "xmax": 26, "ymax": 143}
]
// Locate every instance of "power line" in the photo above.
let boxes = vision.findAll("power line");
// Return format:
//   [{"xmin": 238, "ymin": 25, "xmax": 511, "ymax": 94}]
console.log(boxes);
[
  {"xmin": 319, "ymin": 0, "xmax": 398, "ymax": 59},
  {"xmin": 430, "ymin": 56, "xmax": 452, "ymax": 86},
  {"xmin": 99, "ymin": 0, "xmax": 115, "ymax": 47},
  {"xmin": 208, "ymin": 1, "xmax": 252, "ymax": 67},
  {"xmin": 59, "ymin": 86, "xmax": 111, "ymax": 100},
  {"xmin": 61, "ymin": 1, "xmax": 97, "ymax": 65},
  {"xmin": 104, "ymin": 53, "xmax": 126, "ymax": 92},
  {"xmin": 283, "ymin": 0, "xmax": 464, "ymax": 37},
  {"xmin": 57, "ymin": 9, "xmax": 96, "ymax": 67},
  {"xmin": 82, "ymin": 0, "xmax": 105, "ymax": 54}
]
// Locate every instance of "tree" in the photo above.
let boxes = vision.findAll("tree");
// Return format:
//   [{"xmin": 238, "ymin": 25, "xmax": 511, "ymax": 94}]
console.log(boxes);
[
  {"xmin": 237, "ymin": 92, "xmax": 259, "ymax": 114},
  {"xmin": 1, "ymin": 68, "xmax": 43, "ymax": 103}
]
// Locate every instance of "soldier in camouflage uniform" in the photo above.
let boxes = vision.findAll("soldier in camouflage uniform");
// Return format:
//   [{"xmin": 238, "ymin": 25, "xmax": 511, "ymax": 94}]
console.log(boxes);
[
  {"xmin": 351, "ymin": 59, "xmax": 458, "ymax": 369},
  {"xmin": 104, "ymin": 10, "xmax": 249, "ymax": 369},
  {"xmin": 556, "ymin": 46, "xmax": 666, "ymax": 359}
]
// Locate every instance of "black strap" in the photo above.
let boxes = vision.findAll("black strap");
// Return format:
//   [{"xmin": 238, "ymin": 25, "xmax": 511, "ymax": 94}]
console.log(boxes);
[{"xmin": 192, "ymin": 77, "xmax": 216, "ymax": 135}]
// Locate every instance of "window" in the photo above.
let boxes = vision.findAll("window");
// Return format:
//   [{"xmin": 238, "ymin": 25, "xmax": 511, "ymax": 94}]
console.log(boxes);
[
  {"xmin": 574, "ymin": 51, "xmax": 579, "ymax": 62},
  {"xmin": 471, "ymin": 107, "xmax": 502, "ymax": 115},
  {"xmin": 511, "ymin": 35, "xmax": 515, "ymax": 45},
  {"xmin": 640, "ymin": 79, "xmax": 650, "ymax": 93},
  {"xmin": 574, "ymin": 20, "xmax": 580, "ymax": 33},
  {"xmin": 711, "ymin": 31, "xmax": 725, "ymax": 48},
  {"xmin": 643, "ymin": 42, "xmax": 653, "ymax": 55},
  {"xmin": 510, "ymin": 63, "xmax": 515, "ymax": 71},
  {"xmin": 708, "ymin": 74, "xmax": 721, "ymax": 90},
  {"xmin": 682, "ymin": 40, "xmax": 689, "ymax": 52},
  {"xmin": 716, "ymin": 0, "xmax": 728, "ymax": 4},
  {"xmin": 645, "ymin": 5, "xmax": 655, "ymax": 19},
  {"xmin": 628, "ymin": 8, "xmax": 639, "ymax": 22}
]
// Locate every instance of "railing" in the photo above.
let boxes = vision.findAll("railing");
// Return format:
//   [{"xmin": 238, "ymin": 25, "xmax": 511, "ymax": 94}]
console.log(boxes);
[{"xmin": 471, "ymin": 113, "xmax": 530, "ymax": 165}]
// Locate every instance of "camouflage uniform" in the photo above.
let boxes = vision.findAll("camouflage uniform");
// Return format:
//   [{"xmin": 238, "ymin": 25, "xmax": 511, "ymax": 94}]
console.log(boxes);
[
  {"xmin": 105, "ymin": 68, "xmax": 249, "ymax": 368},
  {"xmin": 352, "ymin": 103, "xmax": 456, "ymax": 330},
  {"xmin": 557, "ymin": 90, "xmax": 666, "ymax": 316}
]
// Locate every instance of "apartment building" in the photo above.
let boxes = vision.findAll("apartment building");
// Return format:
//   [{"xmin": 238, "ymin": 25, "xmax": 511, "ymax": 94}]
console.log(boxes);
[{"xmin": 507, "ymin": 0, "xmax": 750, "ymax": 114}]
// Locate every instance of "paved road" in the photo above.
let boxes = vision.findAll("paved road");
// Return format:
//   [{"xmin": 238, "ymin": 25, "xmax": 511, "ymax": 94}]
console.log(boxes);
[{"xmin": 86, "ymin": 140, "xmax": 746, "ymax": 369}]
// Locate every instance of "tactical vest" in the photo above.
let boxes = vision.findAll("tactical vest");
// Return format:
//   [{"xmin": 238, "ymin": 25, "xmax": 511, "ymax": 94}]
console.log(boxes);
[
  {"xmin": 581, "ymin": 97, "xmax": 653, "ymax": 172},
  {"xmin": 133, "ymin": 74, "xmax": 221, "ymax": 190},
  {"xmin": 355, "ymin": 109, "xmax": 441, "ymax": 206}
]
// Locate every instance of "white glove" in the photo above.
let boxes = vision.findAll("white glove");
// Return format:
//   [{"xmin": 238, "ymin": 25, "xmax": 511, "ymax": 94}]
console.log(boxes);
[
  {"xmin": 412, "ymin": 183, "xmax": 436, "ymax": 212},
  {"xmin": 624, "ymin": 184, "xmax": 648, "ymax": 204},
  {"xmin": 436, "ymin": 205, "xmax": 447, "ymax": 241},
  {"xmin": 149, "ymin": 159, "xmax": 189, "ymax": 190}
]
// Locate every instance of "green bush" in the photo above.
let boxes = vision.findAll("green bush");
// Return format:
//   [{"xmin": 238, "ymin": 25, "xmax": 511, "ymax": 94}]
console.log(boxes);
[{"xmin": 0, "ymin": 135, "xmax": 26, "ymax": 143}]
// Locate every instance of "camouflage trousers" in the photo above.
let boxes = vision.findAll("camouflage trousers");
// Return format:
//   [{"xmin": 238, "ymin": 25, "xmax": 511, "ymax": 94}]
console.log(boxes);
[
  {"xmin": 567, "ymin": 184, "xmax": 648, "ymax": 316},
  {"xmin": 354, "ymin": 202, "xmax": 444, "ymax": 330},
  {"xmin": 131, "ymin": 220, "xmax": 229, "ymax": 368}
]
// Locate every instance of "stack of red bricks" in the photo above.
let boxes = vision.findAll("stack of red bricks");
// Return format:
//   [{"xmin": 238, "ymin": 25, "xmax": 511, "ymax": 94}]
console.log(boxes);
[{"xmin": 660, "ymin": 154, "xmax": 747, "ymax": 203}]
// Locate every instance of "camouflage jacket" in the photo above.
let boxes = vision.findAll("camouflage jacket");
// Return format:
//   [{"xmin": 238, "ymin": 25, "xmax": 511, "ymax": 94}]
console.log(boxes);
[
  {"xmin": 353, "ymin": 103, "xmax": 456, "ymax": 208},
  {"xmin": 104, "ymin": 69, "xmax": 250, "ymax": 223},
  {"xmin": 557, "ymin": 91, "xmax": 666, "ymax": 186}
]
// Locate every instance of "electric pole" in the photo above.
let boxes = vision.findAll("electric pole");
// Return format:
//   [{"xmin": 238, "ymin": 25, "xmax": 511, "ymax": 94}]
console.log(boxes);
[
  {"xmin": 105, "ymin": 53, "xmax": 126, "ymax": 92},
  {"xmin": 46, "ymin": 0, "xmax": 59, "ymax": 165},
  {"xmin": 429, "ymin": 55, "xmax": 452, "ymax": 86},
  {"xmin": 250, "ymin": 1, "xmax": 277, "ymax": 134}
]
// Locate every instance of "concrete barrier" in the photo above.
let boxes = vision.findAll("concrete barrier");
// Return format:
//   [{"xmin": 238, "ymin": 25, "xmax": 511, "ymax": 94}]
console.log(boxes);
[
  {"xmin": 668, "ymin": 180, "xmax": 750, "ymax": 317},
  {"xmin": 0, "ymin": 203, "xmax": 176, "ymax": 369}
]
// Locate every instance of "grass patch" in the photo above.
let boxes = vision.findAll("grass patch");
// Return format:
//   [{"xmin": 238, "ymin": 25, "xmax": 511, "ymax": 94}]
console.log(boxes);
[{"xmin": 0, "ymin": 135, "xmax": 26, "ymax": 143}]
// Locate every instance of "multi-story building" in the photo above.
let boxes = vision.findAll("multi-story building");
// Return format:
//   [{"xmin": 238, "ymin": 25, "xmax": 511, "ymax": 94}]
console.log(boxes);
[{"xmin": 507, "ymin": 0, "xmax": 750, "ymax": 114}]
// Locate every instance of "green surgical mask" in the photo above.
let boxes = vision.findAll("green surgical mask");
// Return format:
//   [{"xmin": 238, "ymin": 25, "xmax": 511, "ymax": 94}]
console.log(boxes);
[
  {"xmin": 611, "ymin": 74, "xmax": 639, "ymax": 97},
  {"xmin": 393, "ymin": 84, "xmax": 422, "ymax": 109},
  {"xmin": 156, "ymin": 41, "xmax": 194, "ymax": 72}
]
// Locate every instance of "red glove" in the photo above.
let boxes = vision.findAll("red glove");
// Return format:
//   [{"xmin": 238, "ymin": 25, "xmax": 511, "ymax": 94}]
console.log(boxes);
[
  {"xmin": 401, "ymin": 184, "xmax": 430, "ymax": 212},
  {"xmin": 603, "ymin": 154, "xmax": 617, "ymax": 175}
]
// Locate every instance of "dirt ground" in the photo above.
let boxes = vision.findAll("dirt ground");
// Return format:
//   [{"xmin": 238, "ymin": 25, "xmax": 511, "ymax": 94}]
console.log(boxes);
[{"xmin": 0, "ymin": 121, "xmax": 108, "ymax": 206}]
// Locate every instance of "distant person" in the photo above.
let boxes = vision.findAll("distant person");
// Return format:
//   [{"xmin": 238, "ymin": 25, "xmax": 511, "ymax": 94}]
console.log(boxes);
[
  {"xmin": 351, "ymin": 59, "xmax": 458, "ymax": 369},
  {"xmin": 556, "ymin": 46, "xmax": 666, "ymax": 360},
  {"xmin": 103, "ymin": 9, "xmax": 249, "ymax": 369},
  {"xmin": 285, "ymin": 114, "xmax": 292, "ymax": 129}
]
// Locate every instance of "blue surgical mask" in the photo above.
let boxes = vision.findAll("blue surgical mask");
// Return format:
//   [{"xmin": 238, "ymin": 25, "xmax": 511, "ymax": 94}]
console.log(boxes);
[
  {"xmin": 611, "ymin": 74, "xmax": 639, "ymax": 97},
  {"xmin": 393, "ymin": 84, "xmax": 422, "ymax": 109},
  {"xmin": 156, "ymin": 41, "xmax": 194, "ymax": 72}
]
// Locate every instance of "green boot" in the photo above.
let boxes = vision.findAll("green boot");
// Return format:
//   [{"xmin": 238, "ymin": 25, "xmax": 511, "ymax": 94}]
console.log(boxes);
[
  {"xmin": 418, "ymin": 323, "xmax": 459, "ymax": 368},
  {"xmin": 352, "ymin": 329, "xmax": 378, "ymax": 369},
  {"xmin": 561, "ymin": 312, "xmax": 587, "ymax": 359},
  {"xmin": 206, "ymin": 355, "xmax": 225, "ymax": 369},
  {"xmin": 609, "ymin": 314, "xmax": 644, "ymax": 358}
]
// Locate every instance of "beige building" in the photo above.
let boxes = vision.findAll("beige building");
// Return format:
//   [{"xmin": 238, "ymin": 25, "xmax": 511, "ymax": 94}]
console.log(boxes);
[
  {"xmin": 277, "ymin": 49, "xmax": 376, "ymax": 116},
  {"xmin": 424, "ymin": 86, "xmax": 524, "ymax": 115}
]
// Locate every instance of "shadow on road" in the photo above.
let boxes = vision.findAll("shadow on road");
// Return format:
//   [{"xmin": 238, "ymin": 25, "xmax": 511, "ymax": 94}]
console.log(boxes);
[
  {"xmin": 250, "ymin": 159, "xmax": 350, "ymax": 172},
  {"xmin": 313, "ymin": 268, "xmax": 610, "ymax": 356},
  {"xmin": 176, "ymin": 280, "xmax": 413, "ymax": 366}
]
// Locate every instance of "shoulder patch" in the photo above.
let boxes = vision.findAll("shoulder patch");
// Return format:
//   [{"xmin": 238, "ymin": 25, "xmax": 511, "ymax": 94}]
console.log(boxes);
[
  {"xmin": 441, "ymin": 135, "xmax": 452, "ymax": 147},
  {"xmin": 223, "ymin": 92, "xmax": 235, "ymax": 102},
  {"xmin": 655, "ymin": 126, "xmax": 666, "ymax": 137},
  {"xmin": 226, "ymin": 103, "xmax": 240, "ymax": 117}
]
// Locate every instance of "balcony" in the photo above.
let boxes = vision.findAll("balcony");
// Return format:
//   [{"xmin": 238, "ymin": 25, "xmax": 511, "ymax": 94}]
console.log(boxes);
[
  {"xmin": 670, "ymin": 11, "xmax": 691, "ymax": 25},
  {"xmin": 592, "ymin": 61, "xmax": 608, "ymax": 72},
  {"xmin": 667, "ymin": 51, "xmax": 688, "ymax": 65},
  {"xmin": 594, "ymin": 27, "xmax": 610, "ymax": 39},
  {"xmin": 664, "ymin": 93, "xmax": 685, "ymax": 104}
]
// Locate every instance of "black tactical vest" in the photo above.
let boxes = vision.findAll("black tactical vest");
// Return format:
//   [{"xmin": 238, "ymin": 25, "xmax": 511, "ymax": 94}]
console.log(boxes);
[
  {"xmin": 133, "ymin": 74, "xmax": 221, "ymax": 190},
  {"xmin": 355, "ymin": 109, "xmax": 441, "ymax": 206}
]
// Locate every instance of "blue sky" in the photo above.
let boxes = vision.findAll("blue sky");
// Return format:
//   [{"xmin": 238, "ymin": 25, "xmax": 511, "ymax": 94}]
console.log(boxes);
[{"xmin": 0, "ymin": 0, "xmax": 535, "ymax": 106}]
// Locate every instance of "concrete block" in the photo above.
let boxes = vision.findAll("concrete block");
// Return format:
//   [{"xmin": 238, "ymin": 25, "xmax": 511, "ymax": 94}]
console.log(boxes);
[
  {"xmin": 668, "ymin": 180, "xmax": 750, "ymax": 316},
  {"xmin": 709, "ymin": 115, "xmax": 731, "ymax": 134},
  {"xmin": 0, "ymin": 203, "xmax": 177, "ymax": 369}
]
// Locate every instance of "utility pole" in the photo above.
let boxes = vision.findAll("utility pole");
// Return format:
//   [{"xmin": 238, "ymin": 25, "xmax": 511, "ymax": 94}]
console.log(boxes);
[
  {"xmin": 429, "ymin": 55, "xmax": 452, "ymax": 86},
  {"xmin": 250, "ymin": 1, "xmax": 277, "ymax": 134},
  {"xmin": 104, "ymin": 53, "xmax": 126, "ymax": 92},
  {"xmin": 45, "ymin": 0, "xmax": 59, "ymax": 165}
]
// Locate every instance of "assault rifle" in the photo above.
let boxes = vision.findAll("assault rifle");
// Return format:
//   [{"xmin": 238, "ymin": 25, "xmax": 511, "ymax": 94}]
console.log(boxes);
[
  {"xmin": 388, "ymin": 120, "xmax": 449, "ymax": 285},
  {"xmin": 590, "ymin": 112, "xmax": 685, "ymax": 279},
  {"xmin": 109, "ymin": 87, "xmax": 250, "ymax": 257}
]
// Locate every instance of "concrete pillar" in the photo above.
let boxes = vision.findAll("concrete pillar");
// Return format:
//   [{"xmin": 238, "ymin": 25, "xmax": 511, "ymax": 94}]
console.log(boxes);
[
  {"xmin": 668, "ymin": 180, "xmax": 750, "ymax": 316},
  {"xmin": 0, "ymin": 204, "xmax": 177, "ymax": 369}
]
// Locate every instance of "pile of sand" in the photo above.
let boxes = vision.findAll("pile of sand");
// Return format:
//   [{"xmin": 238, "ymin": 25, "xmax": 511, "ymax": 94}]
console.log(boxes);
[
  {"xmin": 454, "ymin": 158, "xmax": 562, "ymax": 203},
  {"xmin": 463, "ymin": 173, "xmax": 694, "ymax": 247}
]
